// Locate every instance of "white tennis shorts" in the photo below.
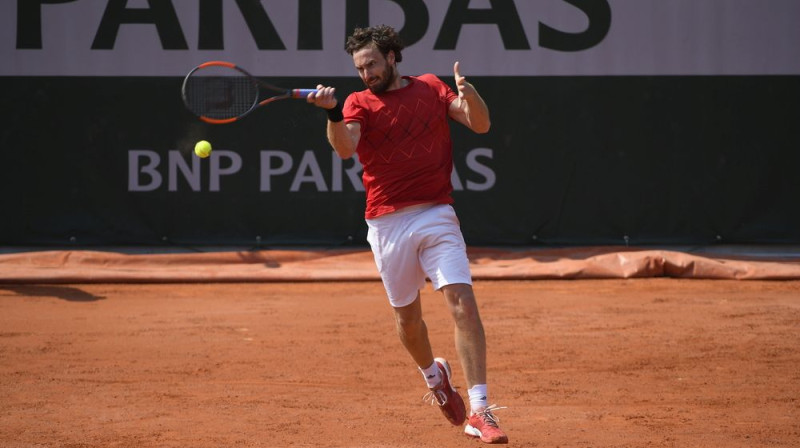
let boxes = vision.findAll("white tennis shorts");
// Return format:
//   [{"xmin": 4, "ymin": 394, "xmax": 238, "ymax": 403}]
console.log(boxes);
[{"xmin": 366, "ymin": 203, "xmax": 472, "ymax": 308}]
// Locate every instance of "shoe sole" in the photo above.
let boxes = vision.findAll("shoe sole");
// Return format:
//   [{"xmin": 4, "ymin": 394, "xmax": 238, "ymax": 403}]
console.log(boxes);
[
  {"xmin": 465, "ymin": 424, "xmax": 481, "ymax": 438},
  {"xmin": 433, "ymin": 357, "xmax": 466, "ymax": 426},
  {"xmin": 465, "ymin": 425, "xmax": 509, "ymax": 444},
  {"xmin": 433, "ymin": 357, "xmax": 453, "ymax": 390}
]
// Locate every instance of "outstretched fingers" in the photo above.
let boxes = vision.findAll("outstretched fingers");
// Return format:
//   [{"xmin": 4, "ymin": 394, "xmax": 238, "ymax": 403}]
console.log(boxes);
[{"xmin": 453, "ymin": 61, "xmax": 474, "ymax": 100}]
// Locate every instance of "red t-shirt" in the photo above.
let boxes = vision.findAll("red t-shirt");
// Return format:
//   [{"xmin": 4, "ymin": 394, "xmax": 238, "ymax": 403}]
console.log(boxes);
[{"xmin": 343, "ymin": 74, "xmax": 459, "ymax": 219}]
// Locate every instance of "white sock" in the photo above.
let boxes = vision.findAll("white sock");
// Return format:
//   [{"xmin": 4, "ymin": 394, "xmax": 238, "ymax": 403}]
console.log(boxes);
[
  {"xmin": 468, "ymin": 384, "xmax": 489, "ymax": 413},
  {"xmin": 419, "ymin": 361, "xmax": 442, "ymax": 388}
]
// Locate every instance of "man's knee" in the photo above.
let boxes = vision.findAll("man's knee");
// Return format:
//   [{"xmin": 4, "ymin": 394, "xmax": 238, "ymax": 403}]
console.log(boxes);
[
  {"xmin": 393, "ymin": 295, "xmax": 424, "ymax": 331},
  {"xmin": 442, "ymin": 284, "xmax": 480, "ymax": 322}
]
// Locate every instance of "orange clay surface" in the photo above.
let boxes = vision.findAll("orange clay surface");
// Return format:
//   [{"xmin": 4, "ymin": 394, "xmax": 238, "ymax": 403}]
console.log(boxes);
[{"xmin": 1, "ymin": 279, "xmax": 799, "ymax": 447}]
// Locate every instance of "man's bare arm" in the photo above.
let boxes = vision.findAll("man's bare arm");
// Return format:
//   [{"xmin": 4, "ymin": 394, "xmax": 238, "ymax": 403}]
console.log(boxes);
[
  {"xmin": 327, "ymin": 119, "xmax": 360, "ymax": 160},
  {"xmin": 448, "ymin": 61, "xmax": 491, "ymax": 134},
  {"xmin": 308, "ymin": 85, "xmax": 361, "ymax": 159}
]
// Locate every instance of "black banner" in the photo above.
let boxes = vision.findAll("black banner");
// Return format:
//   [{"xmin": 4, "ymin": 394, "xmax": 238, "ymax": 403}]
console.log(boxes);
[{"xmin": 1, "ymin": 75, "xmax": 799, "ymax": 247}]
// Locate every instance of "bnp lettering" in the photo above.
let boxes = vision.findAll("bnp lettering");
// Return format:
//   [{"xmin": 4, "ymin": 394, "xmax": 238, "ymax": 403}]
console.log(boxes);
[{"xmin": 128, "ymin": 148, "xmax": 496, "ymax": 193}]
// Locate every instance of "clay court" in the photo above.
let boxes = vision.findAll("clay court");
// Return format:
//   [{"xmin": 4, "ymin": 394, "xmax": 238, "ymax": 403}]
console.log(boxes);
[{"xmin": 1, "ymin": 248, "xmax": 799, "ymax": 447}]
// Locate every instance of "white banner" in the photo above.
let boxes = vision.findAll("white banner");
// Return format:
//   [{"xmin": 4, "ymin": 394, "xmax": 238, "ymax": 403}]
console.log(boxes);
[{"xmin": 3, "ymin": 0, "xmax": 800, "ymax": 77}]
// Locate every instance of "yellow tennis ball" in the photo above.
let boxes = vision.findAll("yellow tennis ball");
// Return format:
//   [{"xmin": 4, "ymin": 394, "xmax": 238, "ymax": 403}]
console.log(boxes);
[{"xmin": 194, "ymin": 140, "xmax": 212, "ymax": 158}]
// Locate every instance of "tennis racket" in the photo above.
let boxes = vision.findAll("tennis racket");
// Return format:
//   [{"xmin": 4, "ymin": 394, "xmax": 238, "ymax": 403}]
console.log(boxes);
[{"xmin": 181, "ymin": 61, "xmax": 318, "ymax": 124}]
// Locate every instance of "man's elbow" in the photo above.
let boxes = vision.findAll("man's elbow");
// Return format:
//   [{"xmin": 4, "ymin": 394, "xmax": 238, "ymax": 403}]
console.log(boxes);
[
  {"xmin": 473, "ymin": 120, "xmax": 491, "ymax": 134},
  {"xmin": 332, "ymin": 144, "xmax": 356, "ymax": 160}
]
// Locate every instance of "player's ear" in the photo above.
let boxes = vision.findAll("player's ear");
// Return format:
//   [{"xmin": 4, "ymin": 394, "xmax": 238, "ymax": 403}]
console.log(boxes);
[{"xmin": 386, "ymin": 50, "xmax": 395, "ymax": 66}]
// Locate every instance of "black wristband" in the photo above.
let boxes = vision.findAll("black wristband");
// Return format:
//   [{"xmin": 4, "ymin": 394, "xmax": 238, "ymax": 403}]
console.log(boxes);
[{"xmin": 326, "ymin": 101, "xmax": 344, "ymax": 122}]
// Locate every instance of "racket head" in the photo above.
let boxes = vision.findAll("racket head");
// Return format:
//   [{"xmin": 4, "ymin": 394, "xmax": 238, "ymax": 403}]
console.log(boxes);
[{"xmin": 181, "ymin": 61, "xmax": 262, "ymax": 124}]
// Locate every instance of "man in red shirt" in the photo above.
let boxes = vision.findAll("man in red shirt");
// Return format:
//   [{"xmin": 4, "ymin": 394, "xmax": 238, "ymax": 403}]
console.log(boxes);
[{"xmin": 308, "ymin": 25, "xmax": 507, "ymax": 444}]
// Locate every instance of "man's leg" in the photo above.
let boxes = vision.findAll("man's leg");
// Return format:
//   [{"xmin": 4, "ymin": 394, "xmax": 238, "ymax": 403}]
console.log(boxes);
[
  {"xmin": 441, "ymin": 283, "xmax": 508, "ymax": 444},
  {"xmin": 393, "ymin": 292, "xmax": 467, "ymax": 426},
  {"xmin": 440, "ymin": 283, "xmax": 486, "ymax": 388},
  {"xmin": 392, "ymin": 292, "xmax": 434, "ymax": 368}
]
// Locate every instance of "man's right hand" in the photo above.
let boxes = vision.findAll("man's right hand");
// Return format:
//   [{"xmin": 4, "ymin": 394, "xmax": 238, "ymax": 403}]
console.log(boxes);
[{"xmin": 307, "ymin": 84, "xmax": 338, "ymax": 110}]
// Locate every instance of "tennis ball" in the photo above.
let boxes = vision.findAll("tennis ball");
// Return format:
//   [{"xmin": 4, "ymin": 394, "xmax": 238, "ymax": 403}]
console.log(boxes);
[{"xmin": 194, "ymin": 140, "xmax": 212, "ymax": 158}]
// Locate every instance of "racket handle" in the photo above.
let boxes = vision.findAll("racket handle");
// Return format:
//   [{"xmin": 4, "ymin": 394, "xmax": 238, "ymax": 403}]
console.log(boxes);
[{"xmin": 291, "ymin": 89, "xmax": 319, "ymax": 98}]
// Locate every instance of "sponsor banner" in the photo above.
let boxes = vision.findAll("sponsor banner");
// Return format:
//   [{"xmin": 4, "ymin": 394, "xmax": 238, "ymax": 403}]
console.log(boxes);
[
  {"xmin": 3, "ymin": 0, "xmax": 800, "ymax": 77},
  {"xmin": 1, "ymin": 75, "xmax": 799, "ymax": 246}
]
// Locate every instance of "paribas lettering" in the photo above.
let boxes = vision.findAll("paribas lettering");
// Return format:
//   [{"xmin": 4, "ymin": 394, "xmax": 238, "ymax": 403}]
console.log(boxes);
[{"xmin": 17, "ymin": 0, "xmax": 611, "ymax": 52}]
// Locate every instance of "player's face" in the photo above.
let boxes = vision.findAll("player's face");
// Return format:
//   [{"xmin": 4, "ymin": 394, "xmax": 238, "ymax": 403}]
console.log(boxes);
[{"xmin": 353, "ymin": 44, "xmax": 396, "ymax": 94}]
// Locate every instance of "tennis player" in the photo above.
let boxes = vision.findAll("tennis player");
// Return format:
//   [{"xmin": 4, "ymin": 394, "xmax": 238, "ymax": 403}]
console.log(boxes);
[{"xmin": 308, "ymin": 25, "xmax": 507, "ymax": 444}]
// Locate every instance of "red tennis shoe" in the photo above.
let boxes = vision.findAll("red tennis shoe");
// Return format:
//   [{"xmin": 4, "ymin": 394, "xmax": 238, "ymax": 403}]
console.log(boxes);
[
  {"xmin": 464, "ymin": 405, "xmax": 508, "ymax": 444},
  {"xmin": 423, "ymin": 357, "xmax": 467, "ymax": 426}
]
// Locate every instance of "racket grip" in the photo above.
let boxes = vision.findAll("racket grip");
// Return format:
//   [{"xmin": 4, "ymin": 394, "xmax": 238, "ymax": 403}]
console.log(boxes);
[{"xmin": 291, "ymin": 89, "xmax": 318, "ymax": 98}]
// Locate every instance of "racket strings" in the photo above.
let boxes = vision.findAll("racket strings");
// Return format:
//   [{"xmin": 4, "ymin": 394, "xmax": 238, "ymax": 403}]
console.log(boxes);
[{"xmin": 184, "ymin": 73, "xmax": 258, "ymax": 120}]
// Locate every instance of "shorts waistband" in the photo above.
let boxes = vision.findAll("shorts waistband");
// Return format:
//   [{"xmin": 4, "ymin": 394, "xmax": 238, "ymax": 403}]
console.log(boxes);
[{"xmin": 367, "ymin": 202, "xmax": 438, "ymax": 222}]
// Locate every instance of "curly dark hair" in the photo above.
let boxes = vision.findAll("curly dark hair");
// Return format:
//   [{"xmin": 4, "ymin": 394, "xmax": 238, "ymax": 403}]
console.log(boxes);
[{"xmin": 345, "ymin": 25, "xmax": 405, "ymax": 63}]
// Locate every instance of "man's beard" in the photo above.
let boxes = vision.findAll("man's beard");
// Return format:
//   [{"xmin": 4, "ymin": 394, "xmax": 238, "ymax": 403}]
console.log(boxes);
[{"xmin": 366, "ymin": 64, "xmax": 396, "ymax": 94}]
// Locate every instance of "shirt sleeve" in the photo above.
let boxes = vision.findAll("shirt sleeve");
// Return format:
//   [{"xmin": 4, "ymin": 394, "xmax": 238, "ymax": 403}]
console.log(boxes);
[
  {"xmin": 342, "ymin": 93, "xmax": 366, "ymax": 127},
  {"xmin": 420, "ymin": 74, "xmax": 458, "ymax": 106}
]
